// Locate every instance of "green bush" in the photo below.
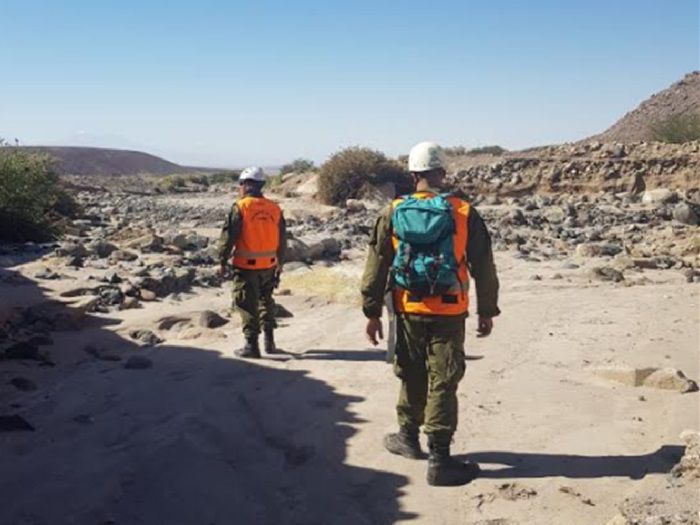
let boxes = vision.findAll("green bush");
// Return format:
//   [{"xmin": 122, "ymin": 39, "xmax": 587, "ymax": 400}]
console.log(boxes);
[
  {"xmin": 157, "ymin": 174, "xmax": 185, "ymax": 192},
  {"xmin": 651, "ymin": 113, "xmax": 700, "ymax": 144},
  {"xmin": 318, "ymin": 147, "xmax": 410, "ymax": 205},
  {"xmin": 208, "ymin": 170, "xmax": 240, "ymax": 185},
  {"xmin": 279, "ymin": 158, "xmax": 316, "ymax": 175},
  {"xmin": 0, "ymin": 149, "xmax": 78, "ymax": 242},
  {"xmin": 468, "ymin": 145, "xmax": 507, "ymax": 156}
]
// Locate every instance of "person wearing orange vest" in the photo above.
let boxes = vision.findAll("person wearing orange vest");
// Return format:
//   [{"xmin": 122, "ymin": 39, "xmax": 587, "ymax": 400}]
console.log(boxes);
[
  {"xmin": 217, "ymin": 166, "xmax": 287, "ymax": 358},
  {"xmin": 361, "ymin": 142, "xmax": 500, "ymax": 486}
]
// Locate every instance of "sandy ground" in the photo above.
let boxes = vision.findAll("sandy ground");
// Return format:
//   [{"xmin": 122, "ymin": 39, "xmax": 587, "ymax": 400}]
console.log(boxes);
[{"xmin": 1, "ymin": 243, "xmax": 698, "ymax": 525}]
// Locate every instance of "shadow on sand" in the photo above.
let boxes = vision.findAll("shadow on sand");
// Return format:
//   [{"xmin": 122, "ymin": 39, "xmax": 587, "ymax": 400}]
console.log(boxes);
[
  {"xmin": 462, "ymin": 445, "xmax": 685, "ymax": 480},
  {"xmin": 0, "ymin": 265, "xmax": 415, "ymax": 525},
  {"xmin": 297, "ymin": 349, "xmax": 388, "ymax": 362}
]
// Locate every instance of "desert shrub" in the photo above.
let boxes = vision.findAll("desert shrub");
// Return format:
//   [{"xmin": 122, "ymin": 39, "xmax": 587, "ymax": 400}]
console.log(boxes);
[
  {"xmin": 443, "ymin": 146, "xmax": 468, "ymax": 156},
  {"xmin": 279, "ymin": 158, "xmax": 316, "ymax": 175},
  {"xmin": 318, "ymin": 147, "xmax": 410, "ymax": 205},
  {"xmin": 651, "ymin": 113, "xmax": 700, "ymax": 144},
  {"xmin": 0, "ymin": 149, "xmax": 78, "ymax": 241},
  {"xmin": 157, "ymin": 174, "xmax": 187, "ymax": 192},
  {"xmin": 208, "ymin": 170, "xmax": 240, "ymax": 184},
  {"xmin": 468, "ymin": 145, "xmax": 507, "ymax": 156},
  {"xmin": 188, "ymin": 174, "xmax": 210, "ymax": 187},
  {"xmin": 265, "ymin": 172, "xmax": 284, "ymax": 188}
]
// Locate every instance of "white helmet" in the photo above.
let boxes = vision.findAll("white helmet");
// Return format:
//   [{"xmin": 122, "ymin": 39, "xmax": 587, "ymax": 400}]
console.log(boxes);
[
  {"xmin": 239, "ymin": 166, "xmax": 266, "ymax": 182},
  {"xmin": 408, "ymin": 141, "xmax": 446, "ymax": 172}
]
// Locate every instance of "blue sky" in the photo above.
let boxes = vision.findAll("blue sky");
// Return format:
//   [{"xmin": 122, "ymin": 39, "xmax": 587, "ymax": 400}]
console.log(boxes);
[{"xmin": 1, "ymin": 0, "xmax": 698, "ymax": 167}]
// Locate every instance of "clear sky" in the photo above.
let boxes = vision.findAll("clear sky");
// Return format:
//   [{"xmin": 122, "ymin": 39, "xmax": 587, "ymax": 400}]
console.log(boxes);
[{"xmin": 1, "ymin": 0, "xmax": 698, "ymax": 167}]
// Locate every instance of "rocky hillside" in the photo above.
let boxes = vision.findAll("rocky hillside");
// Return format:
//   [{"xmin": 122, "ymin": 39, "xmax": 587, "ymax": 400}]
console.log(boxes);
[
  {"xmin": 448, "ymin": 141, "xmax": 699, "ymax": 196},
  {"xmin": 590, "ymin": 71, "xmax": 700, "ymax": 143},
  {"xmin": 12, "ymin": 146, "xmax": 195, "ymax": 176}
]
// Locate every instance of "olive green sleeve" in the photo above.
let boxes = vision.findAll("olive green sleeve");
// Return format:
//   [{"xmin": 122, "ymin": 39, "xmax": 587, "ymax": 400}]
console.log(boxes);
[
  {"xmin": 360, "ymin": 205, "xmax": 394, "ymax": 319},
  {"xmin": 217, "ymin": 203, "xmax": 242, "ymax": 265},
  {"xmin": 467, "ymin": 207, "xmax": 501, "ymax": 317},
  {"xmin": 277, "ymin": 212, "xmax": 287, "ymax": 266}
]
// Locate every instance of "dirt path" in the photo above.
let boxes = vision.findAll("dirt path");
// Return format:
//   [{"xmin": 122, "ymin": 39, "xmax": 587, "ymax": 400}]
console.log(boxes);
[{"xmin": 0, "ymin": 254, "xmax": 698, "ymax": 525}]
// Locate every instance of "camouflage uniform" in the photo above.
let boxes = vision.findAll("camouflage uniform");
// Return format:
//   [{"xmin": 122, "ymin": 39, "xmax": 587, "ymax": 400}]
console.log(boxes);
[
  {"xmin": 217, "ymin": 196, "xmax": 287, "ymax": 338},
  {"xmin": 361, "ymin": 189, "xmax": 499, "ymax": 444}
]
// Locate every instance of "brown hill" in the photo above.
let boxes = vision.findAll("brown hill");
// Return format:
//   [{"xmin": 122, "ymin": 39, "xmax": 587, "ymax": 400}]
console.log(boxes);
[
  {"xmin": 590, "ymin": 71, "xmax": 700, "ymax": 143},
  {"xmin": 13, "ymin": 146, "xmax": 196, "ymax": 176}
]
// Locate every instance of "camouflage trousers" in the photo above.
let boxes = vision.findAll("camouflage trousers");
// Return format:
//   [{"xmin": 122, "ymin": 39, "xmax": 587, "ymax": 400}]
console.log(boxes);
[
  {"xmin": 393, "ymin": 314, "xmax": 467, "ymax": 443},
  {"xmin": 231, "ymin": 267, "xmax": 278, "ymax": 337}
]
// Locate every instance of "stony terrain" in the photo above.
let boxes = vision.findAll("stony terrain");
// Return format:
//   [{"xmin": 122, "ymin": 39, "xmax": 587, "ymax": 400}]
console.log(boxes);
[{"xmin": 0, "ymin": 159, "xmax": 698, "ymax": 524}]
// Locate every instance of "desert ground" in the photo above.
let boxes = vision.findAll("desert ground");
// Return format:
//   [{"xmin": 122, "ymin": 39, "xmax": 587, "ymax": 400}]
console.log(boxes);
[{"xmin": 1, "ymin": 179, "xmax": 698, "ymax": 525}]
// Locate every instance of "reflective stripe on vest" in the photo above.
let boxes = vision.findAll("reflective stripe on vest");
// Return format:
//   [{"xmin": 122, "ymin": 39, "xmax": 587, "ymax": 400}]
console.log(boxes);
[
  {"xmin": 391, "ymin": 192, "xmax": 470, "ymax": 316},
  {"xmin": 230, "ymin": 196, "xmax": 282, "ymax": 270}
]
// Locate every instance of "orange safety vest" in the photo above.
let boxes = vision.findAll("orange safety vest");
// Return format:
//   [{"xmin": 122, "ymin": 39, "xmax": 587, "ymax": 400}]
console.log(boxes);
[
  {"xmin": 230, "ymin": 196, "xmax": 282, "ymax": 270},
  {"xmin": 391, "ymin": 192, "xmax": 470, "ymax": 316}
]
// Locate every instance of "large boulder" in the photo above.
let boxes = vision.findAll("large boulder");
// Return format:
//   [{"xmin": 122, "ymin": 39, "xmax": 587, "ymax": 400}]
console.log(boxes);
[
  {"xmin": 673, "ymin": 202, "xmax": 699, "ymax": 226},
  {"xmin": 641, "ymin": 188, "xmax": 677, "ymax": 205}
]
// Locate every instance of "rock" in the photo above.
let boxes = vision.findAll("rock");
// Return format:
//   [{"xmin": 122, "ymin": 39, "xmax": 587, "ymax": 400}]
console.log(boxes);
[
  {"xmin": 128, "ymin": 330, "xmax": 163, "ymax": 347},
  {"xmin": 120, "ymin": 297, "xmax": 140, "ymax": 310},
  {"xmin": 125, "ymin": 234, "xmax": 164, "ymax": 252},
  {"xmin": 632, "ymin": 258, "xmax": 658, "ymax": 270},
  {"xmin": 589, "ymin": 266, "xmax": 624, "ymax": 282},
  {"xmin": 9, "ymin": 377, "xmax": 37, "ymax": 391},
  {"xmin": 140, "ymin": 289, "xmax": 157, "ymax": 301},
  {"xmin": 87, "ymin": 240, "xmax": 118, "ymax": 258},
  {"xmin": 595, "ymin": 366, "xmax": 698, "ymax": 393},
  {"xmin": 34, "ymin": 267, "xmax": 60, "ymax": 280},
  {"xmin": 643, "ymin": 368, "xmax": 699, "ymax": 393},
  {"xmin": 102, "ymin": 271, "xmax": 122, "ymax": 284},
  {"xmin": 576, "ymin": 243, "xmax": 623, "ymax": 258},
  {"xmin": 345, "ymin": 199, "xmax": 366, "ymax": 212},
  {"xmin": 286, "ymin": 238, "xmax": 311, "ymax": 262},
  {"xmin": 672, "ymin": 202, "xmax": 699, "ymax": 225},
  {"xmin": 139, "ymin": 267, "xmax": 195, "ymax": 297},
  {"xmin": 641, "ymin": 188, "xmax": 677, "ymax": 205},
  {"xmin": 167, "ymin": 231, "xmax": 208, "ymax": 251},
  {"xmin": 306, "ymin": 238, "xmax": 341, "ymax": 260},
  {"xmin": 123, "ymin": 355, "xmax": 153, "ymax": 370},
  {"xmin": 109, "ymin": 249, "xmax": 138, "ymax": 262},
  {"xmin": 508, "ymin": 209, "xmax": 526, "ymax": 225},
  {"xmin": 56, "ymin": 241, "xmax": 87, "ymax": 258},
  {"xmin": 671, "ymin": 429, "xmax": 700, "ymax": 479},
  {"xmin": 198, "ymin": 310, "xmax": 228, "ymax": 329}
]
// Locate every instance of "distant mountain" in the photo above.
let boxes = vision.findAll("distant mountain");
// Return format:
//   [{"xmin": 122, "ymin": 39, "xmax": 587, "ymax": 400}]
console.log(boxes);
[
  {"xmin": 13, "ymin": 146, "xmax": 199, "ymax": 176},
  {"xmin": 588, "ymin": 71, "xmax": 700, "ymax": 143}
]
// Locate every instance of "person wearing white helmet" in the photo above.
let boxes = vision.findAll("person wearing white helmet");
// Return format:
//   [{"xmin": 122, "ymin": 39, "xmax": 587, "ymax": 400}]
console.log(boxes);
[
  {"xmin": 217, "ymin": 166, "xmax": 287, "ymax": 358},
  {"xmin": 361, "ymin": 141, "xmax": 500, "ymax": 486}
]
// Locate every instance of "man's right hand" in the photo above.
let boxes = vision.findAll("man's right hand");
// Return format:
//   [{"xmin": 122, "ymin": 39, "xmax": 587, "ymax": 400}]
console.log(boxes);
[
  {"xmin": 220, "ymin": 263, "xmax": 230, "ymax": 279},
  {"xmin": 365, "ymin": 317, "xmax": 384, "ymax": 346},
  {"xmin": 477, "ymin": 316, "xmax": 493, "ymax": 338}
]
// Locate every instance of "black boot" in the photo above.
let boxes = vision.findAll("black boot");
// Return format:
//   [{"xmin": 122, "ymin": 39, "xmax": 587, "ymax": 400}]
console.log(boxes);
[
  {"xmin": 235, "ymin": 335, "xmax": 260, "ymax": 359},
  {"xmin": 263, "ymin": 328, "xmax": 281, "ymax": 354},
  {"xmin": 426, "ymin": 439, "xmax": 480, "ymax": 486},
  {"xmin": 383, "ymin": 426, "xmax": 423, "ymax": 459}
]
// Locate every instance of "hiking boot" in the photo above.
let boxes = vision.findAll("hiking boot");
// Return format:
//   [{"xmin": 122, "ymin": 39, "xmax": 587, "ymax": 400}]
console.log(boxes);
[
  {"xmin": 235, "ymin": 335, "xmax": 260, "ymax": 359},
  {"xmin": 383, "ymin": 427, "xmax": 422, "ymax": 459},
  {"xmin": 426, "ymin": 441, "xmax": 480, "ymax": 486},
  {"xmin": 264, "ymin": 328, "xmax": 281, "ymax": 354}
]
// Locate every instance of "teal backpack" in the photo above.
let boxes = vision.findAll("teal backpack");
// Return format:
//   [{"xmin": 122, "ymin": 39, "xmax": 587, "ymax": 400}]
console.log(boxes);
[{"xmin": 391, "ymin": 194, "xmax": 459, "ymax": 296}]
